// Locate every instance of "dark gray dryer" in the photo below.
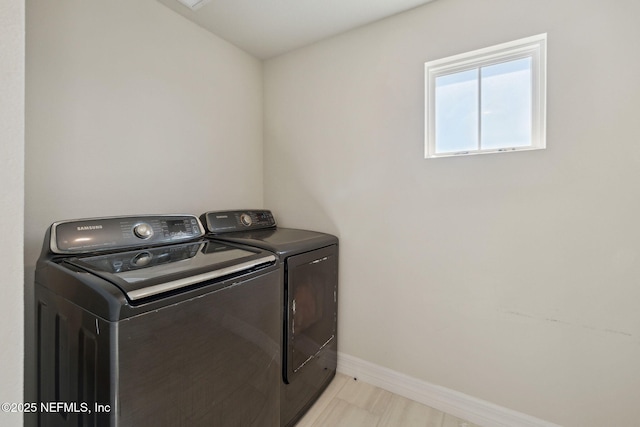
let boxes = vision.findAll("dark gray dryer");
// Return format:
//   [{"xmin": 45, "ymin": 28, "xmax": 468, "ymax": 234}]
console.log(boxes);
[
  {"xmin": 200, "ymin": 210, "xmax": 338, "ymax": 427},
  {"xmin": 34, "ymin": 214, "xmax": 281, "ymax": 427}
]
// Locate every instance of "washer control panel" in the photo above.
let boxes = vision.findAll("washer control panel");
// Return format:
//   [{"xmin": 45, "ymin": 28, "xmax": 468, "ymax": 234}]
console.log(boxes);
[
  {"xmin": 50, "ymin": 214, "xmax": 204, "ymax": 254},
  {"xmin": 200, "ymin": 210, "xmax": 276, "ymax": 234}
]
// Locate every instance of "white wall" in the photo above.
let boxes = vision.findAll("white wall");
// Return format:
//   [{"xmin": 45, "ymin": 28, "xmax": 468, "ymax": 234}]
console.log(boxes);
[
  {"xmin": 264, "ymin": 1, "xmax": 640, "ymax": 426},
  {"xmin": 0, "ymin": 0, "xmax": 24, "ymax": 426},
  {"xmin": 25, "ymin": 0, "xmax": 264, "ymax": 268}
]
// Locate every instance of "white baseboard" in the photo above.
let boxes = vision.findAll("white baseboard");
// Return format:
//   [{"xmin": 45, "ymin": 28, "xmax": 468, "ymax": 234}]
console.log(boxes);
[{"xmin": 337, "ymin": 352, "xmax": 562, "ymax": 427}]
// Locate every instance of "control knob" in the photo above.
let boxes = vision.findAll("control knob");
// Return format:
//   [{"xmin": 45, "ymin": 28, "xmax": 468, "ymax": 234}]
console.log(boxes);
[
  {"xmin": 131, "ymin": 252, "xmax": 152, "ymax": 267},
  {"xmin": 133, "ymin": 223, "xmax": 154, "ymax": 239},
  {"xmin": 240, "ymin": 213, "xmax": 253, "ymax": 227}
]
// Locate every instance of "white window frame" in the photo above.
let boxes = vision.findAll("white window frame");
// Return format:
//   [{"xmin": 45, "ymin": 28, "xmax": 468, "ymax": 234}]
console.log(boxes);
[{"xmin": 424, "ymin": 33, "xmax": 547, "ymax": 159}]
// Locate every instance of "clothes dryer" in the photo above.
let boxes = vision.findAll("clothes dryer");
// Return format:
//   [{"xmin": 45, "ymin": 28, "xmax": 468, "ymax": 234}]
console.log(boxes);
[{"xmin": 200, "ymin": 210, "xmax": 338, "ymax": 427}]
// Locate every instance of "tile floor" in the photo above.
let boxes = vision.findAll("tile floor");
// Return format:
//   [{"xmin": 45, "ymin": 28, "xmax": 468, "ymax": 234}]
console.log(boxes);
[{"xmin": 295, "ymin": 373, "xmax": 482, "ymax": 427}]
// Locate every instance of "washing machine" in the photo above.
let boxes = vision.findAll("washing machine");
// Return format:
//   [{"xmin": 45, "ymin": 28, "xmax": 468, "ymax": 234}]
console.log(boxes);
[
  {"xmin": 34, "ymin": 214, "xmax": 281, "ymax": 426},
  {"xmin": 200, "ymin": 210, "xmax": 338, "ymax": 427}
]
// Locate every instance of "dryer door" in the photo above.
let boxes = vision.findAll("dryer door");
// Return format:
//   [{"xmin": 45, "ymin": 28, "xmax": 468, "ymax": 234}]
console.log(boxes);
[{"xmin": 284, "ymin": 245, "xmax": 338, "ymax": 383}]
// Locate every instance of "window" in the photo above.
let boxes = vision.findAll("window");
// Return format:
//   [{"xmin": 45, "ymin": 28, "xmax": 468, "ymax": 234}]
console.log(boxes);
[{"xmin": 424, "ymin": 34, "xmax": 547, "ymax": 158}]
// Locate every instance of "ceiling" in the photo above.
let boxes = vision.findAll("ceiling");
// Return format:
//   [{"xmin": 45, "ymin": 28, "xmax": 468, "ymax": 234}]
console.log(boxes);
[{"xmin": 156, "ymin": 0, "xmax": 437, "ymax": 59}]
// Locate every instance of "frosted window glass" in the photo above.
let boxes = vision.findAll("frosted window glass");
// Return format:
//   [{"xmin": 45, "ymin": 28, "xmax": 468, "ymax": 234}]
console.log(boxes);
[
  {"xmin": 481, "ymin": 58, "xmax": 532, "ymax": 149},
  {"xmin": 434, "ymin": 70, "xmax": 478, "ymax": 153}
]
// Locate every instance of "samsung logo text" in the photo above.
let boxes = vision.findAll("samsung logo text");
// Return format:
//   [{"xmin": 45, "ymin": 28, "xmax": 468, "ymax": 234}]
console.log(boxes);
[{"xmin": 77, "ymin": 225, "xmax": 103, "ymax": 231}]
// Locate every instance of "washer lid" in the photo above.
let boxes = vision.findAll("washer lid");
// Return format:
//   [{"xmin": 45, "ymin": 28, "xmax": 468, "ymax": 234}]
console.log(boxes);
[{"xmin": 65, "ymin": 240, "xmax": 276, "ymax": 301}]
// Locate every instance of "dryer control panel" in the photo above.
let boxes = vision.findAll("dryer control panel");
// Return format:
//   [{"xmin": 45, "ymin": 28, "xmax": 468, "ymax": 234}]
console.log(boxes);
[
  {"xmin": 50, "ymin": 214, "xmax": 204, "ymax": 254},
  {"xmin": 200, "ymin": 210, "xmax": 276, "ymax": 234}
]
